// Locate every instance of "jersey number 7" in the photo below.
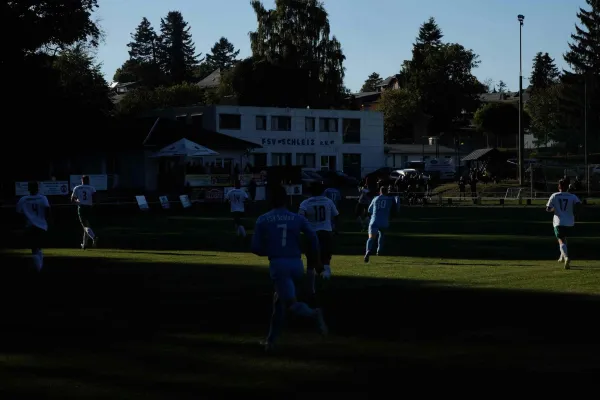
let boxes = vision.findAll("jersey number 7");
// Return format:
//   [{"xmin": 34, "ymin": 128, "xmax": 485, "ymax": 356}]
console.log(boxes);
[
  {"xmin": 559, "ymin": 198, "xmax": 568, "ymax": 211},
  {"xmin": 277, "ymin": 224, "xmax": 287, "ymax": 246}
]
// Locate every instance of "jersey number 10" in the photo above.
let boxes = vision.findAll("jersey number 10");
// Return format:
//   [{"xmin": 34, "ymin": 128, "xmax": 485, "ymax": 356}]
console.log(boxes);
[{"xmin": 312, "ymin": 205, "xmax": 326, "ymax": 222}]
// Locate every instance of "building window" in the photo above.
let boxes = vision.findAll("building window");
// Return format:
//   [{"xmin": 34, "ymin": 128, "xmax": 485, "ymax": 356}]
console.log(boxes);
[
  {"xmin": 272, "ymin": 153, "xmax": 292, "ymax": 166},
  {"xmin": 296, "ymin": 153, "xmax": 316, "ymax": 168},
  {"xmin": 320, "ymin": 155, "xmax": 336, "ymax": 170},
  {"xmin": 342, "ymin": 118, "xmax": 361, "ymax": 143},
  {"xmin": 256, "ymin": 116, "xmax": 267, "ymax": 130},
  {"xmin": 252, "ymin": 153, "xmax": 267, "ymax": 168},
  {"xmin": 343, "ymin": 153, "xmax": 362, "ymax": 178},
  {"xmin": 319, "ymin": 118, "xmax": 338, "ymax": 132},
  {"xmin": 305, "ymin": 117, "xmax": 315, "ymax": 132},
  {"xmin": 214, "ymin": 158, "xmax": 234, "ymax": 174},
  {"xmin": 271, "ymin": 116, "xmax": 292, "ymax": 131},
  {"xmin": 219, "ymin": 114, "xmax": 241, "ymax": 130}
]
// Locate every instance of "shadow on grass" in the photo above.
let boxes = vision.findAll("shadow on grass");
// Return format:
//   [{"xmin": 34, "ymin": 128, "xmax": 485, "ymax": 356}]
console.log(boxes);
[{"xmin": 1, "ymin": 252, "xmax": 600, "ymax": 397}]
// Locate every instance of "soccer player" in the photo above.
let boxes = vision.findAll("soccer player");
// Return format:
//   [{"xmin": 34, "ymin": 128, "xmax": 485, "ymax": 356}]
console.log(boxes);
[
  {"xmin": 16, "ymin": 181, "xmax": 51, "ymax": 272},
  {"xmin": 546, "ymin": 179, "xmax": 581, "ymax": 270},
  {"xmin": 225, "ymin": 180, "xmax": 249, "ymax": 237},
  {"xmin": 356, "ymin": 178, "xmax": 375, "ymax": 231},
  {"xmin": 323, "ymin": 185, "xmax": 342, "ymax": 206},
  {"xmin": 71, "ymin": 175, "xmax": 97, "ymax": 249},
  {"xmin": 299, "ymin": 183, "xmax": 339, "ymax": 291},
  {"xmin": 364, "ymin": 186, "xmax": 395, "ymax": 263},
  {"xmin": 251, "ymin": 185, "xmax": 328, "ymax": 351}
]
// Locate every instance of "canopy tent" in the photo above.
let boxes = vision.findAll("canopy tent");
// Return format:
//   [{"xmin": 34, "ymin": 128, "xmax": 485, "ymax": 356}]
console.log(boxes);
[{"xmin": 150, "ymin": 138, "xmax": 219, "ymax": 158}]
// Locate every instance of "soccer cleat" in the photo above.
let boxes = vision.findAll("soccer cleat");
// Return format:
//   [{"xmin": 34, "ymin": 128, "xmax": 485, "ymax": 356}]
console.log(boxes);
[
  {"xmin": 564, "ymin": 257, "xmax": 570, "ymax": 270},
  {"xmin": 322, "ymin": 267, "xmax": 331, "ymax": 279},
  {"xmin": 81, "ymin": 243, "xmax": 86, "ymax": 250},
  {"xmin": 558, "ymin": 255, "xmax": 564, "ymax": 262},
  {"xmin": 315, "ymin": 308, "xmax": 328, "ymax": 336},
  {"xmin": 364, "ymin": 252, "xmax": 371, "ymax": 263}
]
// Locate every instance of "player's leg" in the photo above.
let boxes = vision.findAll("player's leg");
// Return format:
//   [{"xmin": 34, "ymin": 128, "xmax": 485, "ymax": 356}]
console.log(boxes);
[
  {"xmin": 376, "ymin": 229, "xmax": 384, "ymax": 255},
  {"xmin": 28, "ymin": 227, "xmax": 43, "ymax": 272},
  {"xmin": 237, "ymin": 212, "xmax": 246, "ymax": 237},
  {"xmin": 319, "ymin": 231, "xmax": 333, "ymax": 279},
  {"xmin": 554, "ymin": 226, "xmax": 571, "ymax": 269},
  {"xmin": 78, "ymin": 206, "xmax": 96, "ymax": 248},
  {"xmin": 364, "ymin": 225, "xmax": 378, "ymax": 263}
]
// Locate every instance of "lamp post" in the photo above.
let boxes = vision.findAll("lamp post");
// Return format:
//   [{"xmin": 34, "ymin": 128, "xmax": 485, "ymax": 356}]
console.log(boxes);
[
  {"xmin": 584, "ymin": 71, "xmax": 589, "ymax": 197},
  {"xmin": 518, "ymin": 14, "xmax": 525, "ymax": 186}
]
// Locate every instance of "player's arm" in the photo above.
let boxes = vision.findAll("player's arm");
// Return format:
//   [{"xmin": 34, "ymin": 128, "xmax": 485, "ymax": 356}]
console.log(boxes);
[
  {"xmin": 330, "ymin": 201, "xmax": 340, "ymax": 232},
  {"xmin": 545, "ymin": 195, "xmax": 554, "ymax": 212},
  {"xmin": 367, "ymin": 198, "xmax": 375, "ymax": 214},
  {"xmin": 250, "ymin": 219, "xmax": 266, "ymax": 256},
  {"xmin": 71, "ymin": 188, "xmax": 79, "ymax": 203}
]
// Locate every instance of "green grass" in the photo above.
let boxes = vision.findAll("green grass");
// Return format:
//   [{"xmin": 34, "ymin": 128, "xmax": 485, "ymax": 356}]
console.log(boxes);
[{"xmin": 1, "ymin": 204, "xmax": 600, "ymax": 397}]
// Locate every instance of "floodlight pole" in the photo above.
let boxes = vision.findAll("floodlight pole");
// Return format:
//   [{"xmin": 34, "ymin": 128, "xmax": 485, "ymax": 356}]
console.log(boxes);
[{"xmin": 518, "ymin": 14, "xmax": 525, "ymax": 186}]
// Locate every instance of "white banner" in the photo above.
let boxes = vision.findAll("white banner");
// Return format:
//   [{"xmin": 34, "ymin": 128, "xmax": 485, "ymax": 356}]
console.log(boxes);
[
  {"xmin": 179, "ymin": 195, "xmax": 192, "ymax": 208},
  {"xmin": 70, "ymin": 174, "xmax": 108, "ymax": 191},
  {"xmin": 15, "ymin": 181, "xmax": 69, "ymax": 196},
  {"xmin": 136, "ymin": 195, "xmax": 149, "ymax": 210},
  {"xmin": 159, "ymin": 195, "xmax": 170, "ymax": 209}
]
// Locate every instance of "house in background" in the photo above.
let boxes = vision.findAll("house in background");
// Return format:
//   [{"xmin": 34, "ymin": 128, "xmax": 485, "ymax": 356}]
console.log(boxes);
[{"xmin": 196, "ymin": 69, "xmax": 221, "ymax": 90}]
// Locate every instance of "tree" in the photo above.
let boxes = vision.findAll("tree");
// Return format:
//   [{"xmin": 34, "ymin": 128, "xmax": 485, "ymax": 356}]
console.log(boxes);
[
  {"xmin": 158, "ymin": 11, "xmax": 202, "ymax": 84},
  {"xmin": 116, "ymin": 83, "xmax": 205, "ymax": 116},
  {"xmin": 242, "ymin": 0, "xmax": 346, "ymax": 108},
  {"xmin": 375, "ymin": 89, "xmax": 418, "ymax": 143},
  {"xmin": 473, "ymin": 102, "xmax": 529, "ymax": 147},
  {"xmin": 497, "ymin": 80, "xmax": 508, "ymax": 93},
  {"xmin": 482, "ymin": 78, "xmax": 495, "ymax": 93},
  {"xmin": 361, "ymin": 72, "xmax": 383, "ymax": 92},
  {"xmin": 205, "ymin": 37, "xmax": 240, "ymax": 72},
  {"xmin": 530, "ymin": 52, "xmax": 560, "ymax": 92},
  {"xmin": 526, "ymin": 84, "xmax": 562, "ymax": 146},
  {"xmin": 400, "ymin": 18, "xmax": 485, "ymax": 135},
  {"xmin": 559, "ymin": 0, "xmax": 600, "ymax": 152}
]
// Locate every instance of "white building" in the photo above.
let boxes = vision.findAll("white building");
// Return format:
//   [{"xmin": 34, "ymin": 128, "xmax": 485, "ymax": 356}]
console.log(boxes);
[{"xmin": 201, "ymin": 105, "xmax": 385, "ymax": 178}]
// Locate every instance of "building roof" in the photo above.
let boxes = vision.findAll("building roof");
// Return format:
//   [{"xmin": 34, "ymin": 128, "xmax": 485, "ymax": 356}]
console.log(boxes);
[
  {"xmin": 377, "ymin": 74, "xmax": 401, "ymax": 87},
  {"xmin": 143, "ymin": 116, "xmax": 262, "ymax": 151},
  {"xmin": 461, "ymin": 147, "xmax": 500, "ymax": 161},
  {"xmin": 197, "ymin": 69, "xmax": 221, "ymax": 89},
  {"xmin": 386, "ymin": 144, "xmax": 456, "ymax": 154}
]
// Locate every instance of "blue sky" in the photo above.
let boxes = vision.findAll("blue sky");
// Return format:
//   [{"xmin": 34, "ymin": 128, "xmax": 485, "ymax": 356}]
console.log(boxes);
[{"xmin": 96, "ymin": 0, "xmax": 586, "ymax": 93}]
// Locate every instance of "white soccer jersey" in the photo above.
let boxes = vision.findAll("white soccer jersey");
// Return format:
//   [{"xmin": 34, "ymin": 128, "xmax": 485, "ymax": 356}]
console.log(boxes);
[
  {"xmin": 298, "ymin": 196, "xmax": 339, "ymax": 232},
  {"xmin": 16, "ymin": 194, "xmax": 50, "ymax": 231},
  {"xmin": 547, "ymin": 192, "xmax": 581, "ymax": 227},
  {"xmin": 72, "ymin": 184, "xmax": 96, "ymax": 206},
  {"xmin": 226, "ymin": 188, "xmax": 248, "ymax": 212}
]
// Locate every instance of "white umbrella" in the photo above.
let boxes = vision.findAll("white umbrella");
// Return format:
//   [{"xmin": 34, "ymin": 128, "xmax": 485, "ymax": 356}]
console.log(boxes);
[{"xmin": 151, "ymin": 138, "xmax": 219, "ymax": 158}]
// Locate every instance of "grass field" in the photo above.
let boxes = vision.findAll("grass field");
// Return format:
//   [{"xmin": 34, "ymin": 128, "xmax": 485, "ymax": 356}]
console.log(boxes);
[{"xmin": 1, "ymin": 203, "xmax": 600, "ymax": 397}]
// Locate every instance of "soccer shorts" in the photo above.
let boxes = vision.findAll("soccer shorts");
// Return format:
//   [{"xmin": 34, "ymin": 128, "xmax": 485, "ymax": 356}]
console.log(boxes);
[
  {"xmin": 25, "ymin": 226, "xmax": 46, "ymax": 251},
  {"xmin": 231, "ymin": 211, "xmax": 244, "ymax": 225},
  {"xmin": 355, "ymin": 203, "xmax": 368, "ymax": 217},
  {"xmin": 78, "ymin": 205, "xmax": 93, "ymax": 225},
  {"xmin": 269, "ymin": 258, "xmax": 304, "ymax": 301},
  {"xmin": 554, "ymin": 225, "xmax": 573, "ymax": 240},
  {"xmin": 306, "ymin": 230, "xmax": 333, "ymax": 271}
]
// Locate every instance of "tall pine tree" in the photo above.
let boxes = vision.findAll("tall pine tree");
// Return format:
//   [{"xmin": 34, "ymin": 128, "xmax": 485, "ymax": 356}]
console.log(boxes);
[
  {"xmin": 158, "ymin": 11, "xmax": 201, "ymax": 84},
  {"xmin": 530, "ymin": 52, "xmax": 560, "ymax": 92},
  {"xmin": 559, "ymin": 0, "xmax": 600, "ymax": 152},
  {"xmin": 361, "ymin": 72, "xmax": 383, "ymax": 92},
  {"xmin": 205, "ymin": 37, "xmax": 240, "ymax": 71}
]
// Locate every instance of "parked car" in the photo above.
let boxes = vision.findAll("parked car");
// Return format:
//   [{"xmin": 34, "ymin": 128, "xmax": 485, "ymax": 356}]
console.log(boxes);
[{"xmin": 316, "ymin": 170, "xmax": 359, "ymax": 187}]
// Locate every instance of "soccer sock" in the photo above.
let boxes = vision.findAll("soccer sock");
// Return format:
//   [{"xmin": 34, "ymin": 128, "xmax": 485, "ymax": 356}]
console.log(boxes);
[
  {"xmin": 307, "ymin": 269, "xmax": 316, "ymax": 293},
  {"xmin": 560, "ymin": 243, "xmax": 568, "ymax": 258},
  {"xmin": 366, "ymin": 238, "xmax": 374, "ymax": 254},
  {"xmin": 239, "ymin": 225, "xmax": 246, "ymax": 237},
  {"xmin": 266, "ymin": 299, "xmax": 285, "ymax": 344},
  {"xmin": 85, "ymin": 227, "xmax": 95, "ymax": 240},
  {"xmin": 290, "ymin": 302, "xmax": 316, "ymax": 318},
  {"xmin": 377, "ymin": 233, "xmax": 384, "ymax": 254},
  {"xmin": 82, "ymin": 232, "xmax": 88, "ymax": 246},
  {"xmin": 38, "ymin": 250, "xmax": 44, "ymax": 270},
  {"xmin": 31, "ymin": 250, "xmax": 42, "ymax": 271}
]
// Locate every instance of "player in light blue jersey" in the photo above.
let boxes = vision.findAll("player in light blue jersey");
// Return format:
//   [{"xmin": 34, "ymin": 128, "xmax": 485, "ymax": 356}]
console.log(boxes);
[
  {"xmin": 364, "ymin": 186, "xmax": 395, "ymax": 263},
  {"xmin": 251, "ymin": 185, "xmax": 328, "ymax": 351}
]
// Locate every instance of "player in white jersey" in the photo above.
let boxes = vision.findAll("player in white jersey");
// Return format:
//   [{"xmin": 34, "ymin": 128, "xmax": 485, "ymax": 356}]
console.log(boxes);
[
  {"xmin": 225, "ymin": 180, "xmax": 249, "ymax": 237},
  {"xmin": 16, "ymin": 181, "xmax": 51, "ymax": 272},
  {"xmin": 298, "ymin": 183, "xmax": 339, "ymax": 291},
  {"xmin": 546, "ymin": 179, "xmax": 582, "ymax": 270},
  {"xmin": 71, "ymin": 175, "xmax": 97, "ymax": 249}
]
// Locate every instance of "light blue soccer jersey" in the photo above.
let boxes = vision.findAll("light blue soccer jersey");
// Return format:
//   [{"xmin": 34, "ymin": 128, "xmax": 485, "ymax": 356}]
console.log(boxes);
[
  {"xmin": 323, "ymin": 188, "xmax": 342, "ymax": 205},
  {"xmin": 251, "ymin": 208, "xmax": 319, "ymax": 259},
  {"xmin": 368, "ymin": 195, "xmax": 393, "ymax": 229}
]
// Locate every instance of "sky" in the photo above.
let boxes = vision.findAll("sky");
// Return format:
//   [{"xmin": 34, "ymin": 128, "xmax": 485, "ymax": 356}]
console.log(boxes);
[{"xmin": 95, "ymin": 0, "xmax": 587, "ymax": 93}]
